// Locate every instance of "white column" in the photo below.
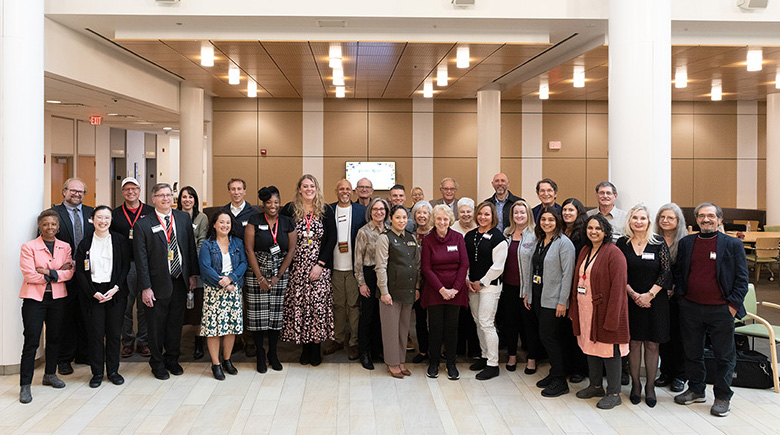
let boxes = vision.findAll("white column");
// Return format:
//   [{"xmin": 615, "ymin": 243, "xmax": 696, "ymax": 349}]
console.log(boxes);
[
  {"xmin": 95, "ymin": 125, "xmax": 111, "ymax": 206},
  {"xmin": 767, "ymin": 93, "xmax": 780, "ymax": 225},
  {"xmin": 521, "ymin": 99, "xmax": 544, "ymax": 202},
  {"xmin": 0, "ymin": 0, "xmax": 44, "ymax": 371},
  {"xmin": 736, "ymin": 101, "xmax": 758, "ymax": 210},
  {"xmin": 608, "ymin": 0, "xmax": 671, "ymax": 214},
  {"xmin": 204, "ymin": 95, "xmax": 213, "ymax": 207},
  {"xmin": 126, "ymin": 131, "xmax": 146, "ymax": 202},
  {"xmin": 302, "ymin": 98, "xmax": 324, "ymax": 183},
  {"xmin": 180, "ymin": 85, "xmax": 205, "ymax": 195},
  {"xmin": 412, "ymin": 98, "xmax": 434, "ymax": 199},
  {"xmin": 477, "ymin": 87, "xmax": 502, "ymax": 202}
]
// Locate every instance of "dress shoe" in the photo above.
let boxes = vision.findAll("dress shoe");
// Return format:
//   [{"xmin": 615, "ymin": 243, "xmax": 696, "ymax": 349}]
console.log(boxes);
[
  {"xmin": 165, "ymin": 362, "xmax": 183, "ymax": 376},
  {"xmin": 245, "ymin": 343, "xmax": 258, "ymax": 358},
  {"xmin": 222, "ymin": 359, "xmax": 238, "ymax": 375},
  {"xmin": 58, "ymin": 362, "xmax": 74, "ymax": 376},
  {"xmin": 360, "ymin": 353, "xmax": 375, "ymax": 370},
  {"xmin": 446, "ymin": 364, "xmax": 460, "ymax": 381},
  {"xmin": 654, "ymin": 373, "xmax": 670, "ymax": 387},
  {"xmin": 137, "ymin": 344, "xmax": 151, "ymax": 357},
  {"xmin": 323, "ymin": 341, "xmax": 343, "ymax": 355},
  {"xmin": 268, "ymin": 350, "xmax": 283, "ymax": 371},
  {"xmin": 426, "ymin": 364, "xmax": 439, "ymax": 379},
  {"xmin": 597, "ymin": 394, "xmax": 622, "ymax": 409},
  {"xmin": 212, "ymin": 364, "xmax": 225, "ymax": 381},
  {"xmin": 388, "ymin": 367, "xmax": 404, "ymax": 379},
  {"xmin": 541, "ymin": 378, "xmax": 569, "ymax": 397},
  {"xmin": 193, "ymin": 337, "xmax": 205, "ymax": 360},
  {"xmin": 42, "ymin": 373, "xmax": 66, "ymax": 388},
  {"xmin": 645, "ymin": 384, "xmax": 657, "ymax": 408},
  {"xmin": 108, "ymin": 373, "xmax": 125, "ymax": 385},
  {"xmin": 576, "ymin": 385, "xmax": 606, "ymax": 399},
  {"xmin": 569, "ymin": 373, "xmax": 586, "ymax": 384},
  {"xmin": 536, "ymin": 374, "xmax": 553, "ymax": 388},
  {"xmin": 670, "ymin": 378, "xmax": 686, "ymax": 393},
  {"xmin": 469, "ymin": 358, "xmax": 487, "ymax": 371},
  {"xmin": 621, "ymin": 371, "xmax": 630, "ymax": 386},
  {"xmin": 348, "ymin": 345, "xmax": 360, "ymax": 360},
  {"xmin": 121, "ymin": 345, "xmax": 134, "ymax": 358},
  {"xmin": 89, "ymin": 375, "xmax": 103, "ymax": 388},
  {"xmin": 19, "ymin": 385, "xmax": 32, "ymax": 404},
  {"xmin": 506, "ymin": 362, "xmax": 517, "ymax": 372},
  {"xmin": 400, "ymin": 367, "xmax": 411, "ymax": 376},
  {"xmin": 256, "ymin": 349, "xmax": 268, "ymax": 373},
  {"xmin": 630, "ymin": 382, "xmax": 642, "ymax": 405},
  {"xmin": 412, "ymin": 353, "xmax": 428, "ymax": 364},
  {"xmin": 476, "ymin": 365, "xmax": 500, "ymax": 381},
  {"xmin": 310, "ymin": 344, "xmax": 323, "ymax": 366},
  {"xmin": 300, "ymin": 345, "xmax": 311, "ymax": 365},
  {"xmin": 524, "ymin": 365, "xmax": 537, "ymax": 375},
  {"xmin": 153, "ymin": 370, "xmax": 170, "ymax": 380}
]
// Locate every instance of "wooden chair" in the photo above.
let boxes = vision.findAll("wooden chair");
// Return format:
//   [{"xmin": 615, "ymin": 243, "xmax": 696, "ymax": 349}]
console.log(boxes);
[
  {"xmin": 746, "ymin": 237, "xmax": 780, "ymax": 282},
  {"xmin": 765, "ymin": 225, "xmax": 780, "ymax": 233},
  {"xmin": 734, "ymin": 219, "xmax": 760, "ymax": 231},
  {"xmin": 734, "ymin": 284, "xmax": 780, "ymax": 393}
]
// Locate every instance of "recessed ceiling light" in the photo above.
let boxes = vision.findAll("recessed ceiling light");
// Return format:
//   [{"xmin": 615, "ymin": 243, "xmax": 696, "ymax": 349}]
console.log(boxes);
[
  {"xmin": 162, "ymin": 127, "xmax": 173, "ymax": 131},
  {"xmin": 456, "ymin": 46, "xmax": 470, "ymax": 69},
  {"xmin": 46, "ymin": 100, "xmax": 61, "ymax": 104},
  {"xmin": 107, "ymin": 113, "xmax": 119, "ymax": 116}
]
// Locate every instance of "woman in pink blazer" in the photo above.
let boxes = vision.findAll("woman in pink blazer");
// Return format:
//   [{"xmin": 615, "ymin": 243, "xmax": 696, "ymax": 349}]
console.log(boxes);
[{"xmin": 18, "ymin": 210, "xmax": 74, "ymax": 404}]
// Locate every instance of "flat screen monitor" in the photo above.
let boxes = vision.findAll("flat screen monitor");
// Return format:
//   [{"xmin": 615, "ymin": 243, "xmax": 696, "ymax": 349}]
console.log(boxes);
[{"xmin": 345, "ymin": 161, "xmax": 396, "ymax": 191}]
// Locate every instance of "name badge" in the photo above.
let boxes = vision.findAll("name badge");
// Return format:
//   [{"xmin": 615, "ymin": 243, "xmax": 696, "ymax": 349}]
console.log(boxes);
[
  {"xmin": 84, "ymin": 259, "xmax": 90, "ymax": 271},
  {"xmin": 710, "ymin": 252, "xmax": 717, "ymax": 260},
  {"xmin": 128, "ymin": 229, "xmax": 133, "ymax": 240},
  {"xmin": 482, "ymin": 233, "xmax": 492, "ymax": 240},
  {"xmin": 152, "ymin": 225, "xmax": 163, "ymax": 233},
  {"xmin": 88, "ymin": 218, "xmax": 93, "ymax": 224},
  {"xmin": 270, "ymin": 244, "xmax": 281, "ymax": 256},
  {"xmin": 533, "ymin": 275, "xmax": 542, "ymax": 284},
  {"xmin": 641, "ymin": 252, "xmax": 655, "ymax": 261},
  {"xmin": 192, "ymin": 224, "xmax": 198, "ymax": 230},
  {"xmin": 338, "ymin": 215, "xmax": 348, "ymax": 222},
  {"xmin": 577, "ymin": 286, "xmax": 587, "ymax": 294},
  {"xmin": 447, "ymin": 245, "xmax": 458, "ymax": 252},
  {"xmin": 168, "ymin": 250, "xmax": 174, "ymax": 261},
  {"xmin": 242, "ymin": 221, "xmax": 248, "ymax": 227},
  {"xmin": 258, "ymin": 224, "xmax": 269, "ymax": 231}
]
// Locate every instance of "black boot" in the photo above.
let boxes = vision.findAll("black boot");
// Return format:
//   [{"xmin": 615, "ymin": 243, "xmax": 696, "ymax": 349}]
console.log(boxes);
[
  {"xmin": 300, "ymin": 343, "xmax": 311, "ymax": 365},
  {"xmin": 267, "ymin": 330, "xmax": 283, "ymax": 371},
  {"xmin": 310, "ymin": 343, "xmax": 322, "ymax": 366},
  {"xmin": 193, "ymin": 336, "xmax": 204, "ymax": 360},
  {"xmin": 256, "ymin": 347, "xmax": 267, "ymax": 373}
]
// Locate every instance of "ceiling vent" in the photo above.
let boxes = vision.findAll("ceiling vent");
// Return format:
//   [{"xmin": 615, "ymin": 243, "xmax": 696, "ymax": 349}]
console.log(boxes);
[
  {"xmin": 156, "ymin": 0, "xmax": 181, "ymax": 4},
  {"xmin": 452, "ymin": 0, "xmax": 476, "ymax": 6},
  {"xmin": 737, "ymin": 0, "xmax": 768, "ymax": 10}
]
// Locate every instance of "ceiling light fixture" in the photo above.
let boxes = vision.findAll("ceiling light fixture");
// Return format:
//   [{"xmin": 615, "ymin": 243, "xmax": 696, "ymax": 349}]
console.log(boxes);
[
  {"xmin": 437, "ymin": 64, "xmax": 448, "ymax": 86},
  {"xmin": 329, "ymin": 44, "xmax": 343, "ymax": 68},
  {"xmin": 200, "ymin": 44, "xmax": 215, "ymax": 67},
  {"xmin": 747, "ymin": 48, "xmax": 763, "ymax": 71},
  {"xmin": 247, "ymin": 80, "xmax": 257, "ymax": 98},
  {"xmin": 675, "ymin": 65, "xmax": 688, "ymax": 88},
  {"xmin": 573, "ymin": 65, "xmax": 585, "ymax": 88},
  {"xmin": 456, "ymin": 46, "xmax": 470, "ymax": 69},
  {"xmin": 46, "ymin": 100, "xmax": 61, "ymax": 104},
  {"xmin": 335, "ymin": 86, "xmax": 345, "ymax": 98},
  {"xmin": 107, "ymin": 113, "xmax": 118, "ymax": 116},
  {"xmin": 333, "ymin": 67, "xmax": 344, "ymax": 79},
  {"xmin": 776, "ymin": 71, "xmax": 780, "ymax": 89},
  {"xmin": 229, "ymin": 65, "xmax": 240, "ymax": 85},
  {"xmin": 333, "ymin": 76, "xmax": 345, "ymax": 86},
  {"xmin": 711, "ymin": 79, "xmax": 722, "ymax": 101},
  {"xmin": 162, "ymin": 127, "xmax": 173, "ymax": 131},
  {"xmin": 423, "ymin": 79, "xmax": 434, "ymax": 98},
  {"xmin": 539, "ymin": 82, "xmax": 549, "ymax": 100}
]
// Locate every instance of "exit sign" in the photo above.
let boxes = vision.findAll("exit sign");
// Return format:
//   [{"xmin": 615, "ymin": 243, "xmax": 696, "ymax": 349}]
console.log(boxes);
[{"xmin": 90, "ymin": 115, "xmax": 102, "ymax": 125}]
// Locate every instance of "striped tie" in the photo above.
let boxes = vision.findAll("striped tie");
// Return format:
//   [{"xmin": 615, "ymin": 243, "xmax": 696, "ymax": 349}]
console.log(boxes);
[{"xmin": 165, "ymin": 215, "xmax": 182, "ymax": 278}]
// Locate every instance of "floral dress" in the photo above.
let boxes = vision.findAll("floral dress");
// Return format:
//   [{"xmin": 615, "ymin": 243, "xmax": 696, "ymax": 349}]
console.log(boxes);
[{"xmin": 281, "ymin": 214, "xmax": 334, "ymax": 344}]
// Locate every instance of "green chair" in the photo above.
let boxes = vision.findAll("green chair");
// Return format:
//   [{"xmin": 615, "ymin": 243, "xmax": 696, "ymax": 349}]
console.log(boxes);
[
  {"xmin": 746, "ymin": 236, "xmax": 780, "ymax": 282},
  {"xmin": 734, "ymin": 284, "xmax": 780, "ymax": 393},
  {"xmin": 765, "ymin": 225, "xmax": 780, "ymax": 233}
]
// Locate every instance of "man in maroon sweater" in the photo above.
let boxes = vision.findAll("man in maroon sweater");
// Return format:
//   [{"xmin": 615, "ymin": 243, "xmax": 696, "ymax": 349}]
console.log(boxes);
[{"xmin": 672, "ymin": 202, "xmax": 748, "ymax": 417}]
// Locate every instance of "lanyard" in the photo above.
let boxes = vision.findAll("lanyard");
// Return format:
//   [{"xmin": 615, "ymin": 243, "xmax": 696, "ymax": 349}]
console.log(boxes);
[
  {"xmin": 123, "ymin": 203, "xmax": 143, "ymax": 228},
  {"xmin": 304, "ymin": 212, "xmax": 314, "ymax": 233},
  {"xmin": 156, "ymin": 213, "xmax": 174, "ymax": 243},
  {"xmin": 533, "ymin": 237, "xmax": 554, "ymax": 276},
  {"xmin": 582, "ymin": 244, "xmax": 602, "ymax": 280},
  {"xmin": 265, "ymin": 214, "xmax": 278, "ymax": 244}
]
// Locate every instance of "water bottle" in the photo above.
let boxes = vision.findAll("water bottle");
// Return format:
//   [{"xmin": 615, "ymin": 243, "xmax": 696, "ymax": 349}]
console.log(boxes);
[
  {"xmin": 746, "ymin": 221, "xmax": 752, "ymax": 232},
  {"xmin": 186, "ymin": 290, "xmax": 194, "ymax": 309}
]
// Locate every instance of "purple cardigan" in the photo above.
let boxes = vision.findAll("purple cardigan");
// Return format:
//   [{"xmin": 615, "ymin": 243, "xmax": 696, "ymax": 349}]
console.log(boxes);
[{"xmin": 420, "ymin": 229, "xmax": 469, "ymax": 308}]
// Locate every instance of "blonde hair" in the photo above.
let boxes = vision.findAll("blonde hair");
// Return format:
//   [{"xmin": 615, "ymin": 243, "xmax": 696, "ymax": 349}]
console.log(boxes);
[
  {"xmin": 431, "ymin": 204, "xmax": 456, "ymax": 227},
  {"xmin": 293, "ymin": 174, "xmax": 327, "ymax": 221},
  {"xmin": 623, "ymin": 203, "xmax": 661, "ymax": 245},
  {"xmin": 504, "ymin": 199, "xmax": 535, "ymax": 236}
]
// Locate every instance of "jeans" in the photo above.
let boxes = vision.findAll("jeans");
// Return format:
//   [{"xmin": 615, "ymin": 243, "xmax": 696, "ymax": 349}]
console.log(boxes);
[{"xmin": 20, "ymin": 293, "xmax": 65, "ymax": 386}]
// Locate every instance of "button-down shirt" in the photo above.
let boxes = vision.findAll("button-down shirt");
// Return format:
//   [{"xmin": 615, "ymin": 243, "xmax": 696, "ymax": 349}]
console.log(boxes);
[
  {"xmin": 230, "ymin": 201, "xmax": 246, "ymax": 218},
  {"xmin": 495, "ymin": 198, "xmax": 508, "ymax": 233},
  {"xmin": 64, "ymin": 203, "xmax": 84, "ymax": 240},
  {"xmin": 587, "ymin": 206, "xmax": 628, "ymax": 240},
  {"xmin": 353, "ymin": 221, "xmax": 384, "ymax": 286}
]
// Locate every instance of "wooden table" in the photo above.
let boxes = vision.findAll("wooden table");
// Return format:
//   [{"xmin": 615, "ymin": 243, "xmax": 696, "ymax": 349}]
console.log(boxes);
[{"xmin": 726, "ymin": 231, "xmax": 780, "ymax": 243}]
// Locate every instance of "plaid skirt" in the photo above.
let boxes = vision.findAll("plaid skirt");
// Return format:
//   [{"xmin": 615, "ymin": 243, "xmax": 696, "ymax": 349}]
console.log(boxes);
[{"xmin": 245, "ymin": 251, "xmax": 288, "ymax": 331}]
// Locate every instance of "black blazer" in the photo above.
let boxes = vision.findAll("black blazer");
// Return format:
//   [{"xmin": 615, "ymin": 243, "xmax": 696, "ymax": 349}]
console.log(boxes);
[
  {"xmin": 673, "ymin": 231, "xmax": 749, "ymax": 319},
  {"xmin": 329, "ymin": 201, "xmax": 367, "ymax": 253},
  {"xmin": 133, "ymin": 209, "xmax": 199, "ymax": 299},
  {"xmin": 74, "ymin": 232, "xmax": 131, "ymax": 304},
  {"xmin": 281, "ymin": 202, "xmax": 337, "ymax": 269},
  {"xmin": 52, "ymin": 203, "xmax": 95, "ymax": 258}
]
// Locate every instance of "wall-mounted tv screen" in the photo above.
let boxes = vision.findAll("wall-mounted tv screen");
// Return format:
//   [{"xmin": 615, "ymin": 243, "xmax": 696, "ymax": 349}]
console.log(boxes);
[{"xmin": 345, "ymin": 161, "xmax": 396, "ymax": 191}]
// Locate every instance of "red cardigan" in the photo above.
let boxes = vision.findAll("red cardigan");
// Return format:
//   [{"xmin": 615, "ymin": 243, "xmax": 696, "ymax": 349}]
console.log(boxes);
[
  {"xmin": 420, "ymin": 229, "xmax": 469, "ymax": 309},
  {"xmin": 569, "ymin": 243, "xmax": 630, "ymax": 344}
]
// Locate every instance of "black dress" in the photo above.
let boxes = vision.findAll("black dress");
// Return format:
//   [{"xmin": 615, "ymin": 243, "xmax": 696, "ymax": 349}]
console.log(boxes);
[{"xmin": 617, "ymin": 235, "xmax": 671, "ymax": 343}]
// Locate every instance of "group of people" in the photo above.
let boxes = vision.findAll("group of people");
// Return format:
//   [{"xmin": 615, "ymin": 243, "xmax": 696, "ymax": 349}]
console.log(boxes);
[{"xmin": 17, "ymin": 172, "xmax": 748, "ymax": 419}]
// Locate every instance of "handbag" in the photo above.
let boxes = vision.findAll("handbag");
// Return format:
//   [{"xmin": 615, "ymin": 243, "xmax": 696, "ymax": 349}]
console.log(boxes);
[{"xmin": 704, "ymin": 347, "xmax": 774, "ymax": 389}]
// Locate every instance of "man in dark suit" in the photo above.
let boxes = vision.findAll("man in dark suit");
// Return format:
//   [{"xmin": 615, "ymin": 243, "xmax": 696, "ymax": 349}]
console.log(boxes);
[
  {"xmin": 484, "ymin": 173, "xmax": 523, "ymax": 233},
  {"xmin": 220, "ymin": 177, "xmax": 260, "ymax": 357},
  {"xmin": 673, "ymin": 202, "xmax": 748, "ymax": 417},
  {"xmin": 324, "ymin": 179, "xmax": 366, "ymax": 359},
  {"xmin": 51, "ymin": 177, "xmax": 94, "ymax": 375},
  {"xmin": 134, "ymin": 183, "xmax": 198, "ymax": 380}
]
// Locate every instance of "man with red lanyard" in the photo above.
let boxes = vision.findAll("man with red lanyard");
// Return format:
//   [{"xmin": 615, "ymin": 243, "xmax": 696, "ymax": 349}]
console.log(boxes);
[{"xmin": 112, "ymin": 177, "xmax": 155, "ymax": 359}]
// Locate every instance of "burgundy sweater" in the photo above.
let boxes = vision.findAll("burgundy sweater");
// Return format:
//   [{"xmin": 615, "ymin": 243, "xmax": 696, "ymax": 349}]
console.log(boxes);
[{"xmin": 420, "ymin": 229, "xmax": 469, "ymax": 308}]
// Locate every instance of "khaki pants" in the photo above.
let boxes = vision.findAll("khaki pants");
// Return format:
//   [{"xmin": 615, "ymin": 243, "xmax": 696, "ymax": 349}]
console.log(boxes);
[
  {"xmin": 468, "ymin": 284, "xmax": 501, "ymax": 367},
  {"xmin": 379, "ymin": 300, "xmax": 413, "ymax": 366},
  {"xmin": 332, "ymin": 269, "xmax": 360, "ymax": 347}
]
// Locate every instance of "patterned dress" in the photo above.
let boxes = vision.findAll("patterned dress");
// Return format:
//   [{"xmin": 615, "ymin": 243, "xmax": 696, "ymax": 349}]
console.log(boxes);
[{"xmin": 281, "ymin": 214, "xmax": 335, "ymax": 344}]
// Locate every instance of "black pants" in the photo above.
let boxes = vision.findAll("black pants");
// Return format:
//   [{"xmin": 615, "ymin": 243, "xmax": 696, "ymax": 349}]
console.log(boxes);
[
  {"xmin": 521, "ymin": 290, "xmax": 544, "ymax": 360},
  {"xmin": 427, "ymin": 304, "xmax": 460, "ymax": 365},
  {"xmin": 561, "ymin": 316, "xmax": 588, "ymax": 376},
  {"xmin": 586, "ymin": 345, "xmax": 623, "ymax": 395},
  {"xmin": 413, "ymin": 299, "xmax": 429, "ymax": 354},
  {"xmin": 58, "ymin": 281, "xmax": 90, "ymax": 364},
  {"xmin": 143, "ymin": 276, "xmax": 187, "ymax": 374},
  {"xmin": 87, "ymin": 283, "xmax": 125, "ymax": 376},
  {"xmin": 20, "ymin": 293, "xmax": 65, "ymax": 386},
  {"xmin": 358, "ymin": 267, "xmax": 383, "ymax": 357},
  {"xmin": 679, "ymin": 299, "xmax": 736, "ymax": 400},
  {"xmin": 457, "ymin": 306, "xmax": 480, "ymax": 357},
  {"xmin": 659, "ymin": 295, "xmax": 686, "ymax": 380},
  {"xmin": 533, "ymin": 286, "xmax": 564, "ymax": 378},
  {"xmin": 499, "ymin": 284, "xmax": 522, "ymax": 356}
]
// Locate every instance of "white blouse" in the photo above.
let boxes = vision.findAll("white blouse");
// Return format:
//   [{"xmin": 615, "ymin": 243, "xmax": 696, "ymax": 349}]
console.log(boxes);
[
  {"xmin": 221, "ymin": 251, "xmax": 233, "ymax": 276},
  {"xmin": 89, "ymin": 234, "xmax": 113, "ymax": 283}
]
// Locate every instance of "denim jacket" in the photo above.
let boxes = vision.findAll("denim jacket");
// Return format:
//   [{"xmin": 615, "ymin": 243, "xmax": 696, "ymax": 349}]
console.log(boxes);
[{"xmin": 198, "ymin": 237, "xmax": 247, "ymax": 288}]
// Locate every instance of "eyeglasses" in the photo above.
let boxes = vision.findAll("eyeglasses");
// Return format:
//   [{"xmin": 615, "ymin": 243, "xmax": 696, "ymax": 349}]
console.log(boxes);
[
  {"xmin": 67, "ymin": 189, "xmax": 86, "ymax": 195},
  {"xmin": 658, "ymin": 216, "xmax": 677, "ymax": 221},
  {"xmin": 441, "ymin": 187, "xmax": 456, "ymax": 192},
  {"xmin": 154, "ymin": 193, "xmax": 174, "ymax": 198},
  {"xmin": 122, "ymin": 186, "xmax": 140, "ymax": 192},
  {"xmin": 697, "ymin": 214, "xmax": 717, "ymax": 219},
  {"xmin": 356, "ymin": 186, "xmax": 372, "ymax": 190}
]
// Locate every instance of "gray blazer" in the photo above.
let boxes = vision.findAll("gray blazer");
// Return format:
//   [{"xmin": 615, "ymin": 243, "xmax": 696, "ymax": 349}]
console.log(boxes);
[
  {"xmin": 523, "ymin": 233, "xmax": 575, "ymax": 309},
  {"xmin": 507, "ymin": 227, "xmax": 536, "ymax": 301}
]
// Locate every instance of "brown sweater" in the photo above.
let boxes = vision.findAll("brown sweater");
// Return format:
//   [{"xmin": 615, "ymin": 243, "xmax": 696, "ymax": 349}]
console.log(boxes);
[{"xmin": 569, "ymin": 243, "xmax": 631, "ymax": 345}]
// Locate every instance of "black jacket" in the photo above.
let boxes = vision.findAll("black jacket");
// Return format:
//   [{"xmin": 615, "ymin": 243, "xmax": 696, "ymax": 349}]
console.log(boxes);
[
  {"xmin": 52, "ymin": 203, "xmax": 95, "ymax": 258},
  {"xmin": 484, "ymin": 190, "xmax": 523, "ymax": 231},
  {"xmin": 74, "ymin": 232, "xmax": 131, "ymax": 304},
  {"xmin": 329, "ymin": 201, "xmax": 367, "ymax": 262},
  {"xmin": 674, "ymin": 231, "xmax": 749, "ymax": 319},
  {"xmin": 221, "ymin": 201, "xmax": 260, "ymax": 240},
  {"xmin": 133, "ymin": 209, "xmax": 199, "ymax": 299}
]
